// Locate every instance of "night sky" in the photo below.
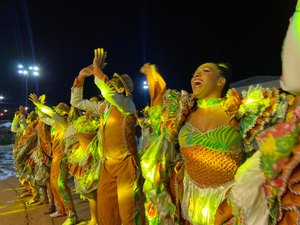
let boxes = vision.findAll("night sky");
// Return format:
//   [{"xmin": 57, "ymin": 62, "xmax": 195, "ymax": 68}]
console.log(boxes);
[{"xmin": 0, "ymin": 0, "xmax": 297, "ymax": 116}]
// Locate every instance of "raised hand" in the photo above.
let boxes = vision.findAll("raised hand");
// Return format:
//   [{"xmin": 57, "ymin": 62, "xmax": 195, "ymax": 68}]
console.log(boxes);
[
  {"xmin": 38, "ymin": 94, "xmax": 46, "ymax": 104},
  {"xmin": 93, "ymin": 48, "xmax": 107, "ymax": 70},
  {"xmin": 78, "ymin": 64, "xmax": 94, "ymax": 79},
  {"xmin": 28, "ymin": 93, "xmax": 40, "ymax": 105},
  {"xmin": 140, "ymin": 63, "xmax": 152, "ymax": 75}
]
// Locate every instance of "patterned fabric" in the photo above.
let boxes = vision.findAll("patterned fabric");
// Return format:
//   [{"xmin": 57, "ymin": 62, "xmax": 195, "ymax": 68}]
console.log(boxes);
[
  {"xmin": 13, "ymin": 119, "xmax": 50, "ymax": 187},
  {"xmin": 237, "ymin": 85, "xmax": 293, "ymax": 154},
  {"xmin": 143, "ymin": 84, "xmax": 294, "ymax": 225},
  {"xmin": 141, "ymin": 89, "xmax": 194, "ymax": 225},
  {"xmin": 66, "ymin": 114, "xmax": 101, "ymax": 194},
  {"xmin": 178, "ymin": 122, "xmax": 243, "ymax": 224},
  {"xmin": 230, "ymin": 121, "xmax": 300, "ymax": 225},
  {"xmin": 160, "ymin": 89, "xmax": 194, "ymax": 142}
]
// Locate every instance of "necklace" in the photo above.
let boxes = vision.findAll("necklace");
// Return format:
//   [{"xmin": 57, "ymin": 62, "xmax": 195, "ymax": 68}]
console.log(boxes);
[{"xmin": 197, "ymin": 98, "xmax": 223, "ymax": 108}]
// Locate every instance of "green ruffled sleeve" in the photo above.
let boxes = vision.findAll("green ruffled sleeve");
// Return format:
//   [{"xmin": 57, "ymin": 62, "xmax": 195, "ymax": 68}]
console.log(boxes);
[
  {"xmin": 148, "ymin": 104, "xmax": 163, "ymax": 136},
  {"xmin": 237, "ymin": 85, "xmax": 292, "ymax": 153},
  {"xmin": 141, "ymin": 89, "xmax": 193, "ymax": 224},
  {"xmin": 148, "ymin": 89, "xmax": 194, "ymax": 143}
]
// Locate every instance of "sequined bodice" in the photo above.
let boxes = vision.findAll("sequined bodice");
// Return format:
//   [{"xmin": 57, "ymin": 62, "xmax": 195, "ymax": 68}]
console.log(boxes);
[{"xmin": 179, "ymin": 122, "xmax": 243, "ymax": 187}]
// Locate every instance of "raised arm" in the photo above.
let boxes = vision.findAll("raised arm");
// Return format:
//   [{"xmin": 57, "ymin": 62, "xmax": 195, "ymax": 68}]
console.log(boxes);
[
  {"xmin": 140, "ymin": 63, "xmax": 166, "ymax": 106},
  {"xmin": 93, "ymin": 48, "xmax": 109, "ymax": 82},
  {"xmin": 92, "ymin": 47, "xmax": 136, "ymax": 114},
  {"xmin": 28, "ymin": 93, "xmax": 55, "ymax": 117},
  {"xmin": 70, "ymin": 65, "xmax": 101, "ymax": 113}
]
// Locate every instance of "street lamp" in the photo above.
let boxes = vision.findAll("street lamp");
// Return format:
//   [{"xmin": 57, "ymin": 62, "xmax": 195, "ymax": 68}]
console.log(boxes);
[
  {"xmin": 17, "ymin": 64, "xmax": 40, "ymax": 107},
  {"xmin": 0, "ymin": 95, "xmax": 4, "ymax": 101}
]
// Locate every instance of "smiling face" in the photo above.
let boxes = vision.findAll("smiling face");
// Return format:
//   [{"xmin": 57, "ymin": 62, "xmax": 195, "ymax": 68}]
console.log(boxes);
[{"xmin": 191, "ymin": 63, "xmax": 225, "ymax": 100}]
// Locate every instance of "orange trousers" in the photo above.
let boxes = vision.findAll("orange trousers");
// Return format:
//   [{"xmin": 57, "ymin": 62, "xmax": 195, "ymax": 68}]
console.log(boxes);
[
  {"xmin": 97, "ymin": 156, "xmax": 138, "ymax": 225},
  {"xmin": 50, "ymin": 153, "xmax": 66, "ymax": 215}
]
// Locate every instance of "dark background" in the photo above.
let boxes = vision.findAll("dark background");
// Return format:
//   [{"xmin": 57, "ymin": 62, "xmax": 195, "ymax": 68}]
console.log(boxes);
[{"xmin": 0, "ymin": 0, "xmax": 297, "ymax": 118}]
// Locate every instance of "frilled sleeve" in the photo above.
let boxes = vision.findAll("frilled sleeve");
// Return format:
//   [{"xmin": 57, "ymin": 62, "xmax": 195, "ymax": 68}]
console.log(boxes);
[
  {"xmin": 140, "ymin": 89, "xmax": 194, "ymax": 225},
  {"xmin": 236, "ymin": 85, "xmax": 293, "ymax": 153},
  {"xmin": 159, "ymin": 89, "xmax": 194, "ymax": 142}
]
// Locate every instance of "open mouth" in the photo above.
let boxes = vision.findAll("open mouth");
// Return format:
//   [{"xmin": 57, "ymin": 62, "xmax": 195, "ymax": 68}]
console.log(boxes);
[{"xmin": 193, "ymin": 79, "xmax": 203, "ymax": 88}]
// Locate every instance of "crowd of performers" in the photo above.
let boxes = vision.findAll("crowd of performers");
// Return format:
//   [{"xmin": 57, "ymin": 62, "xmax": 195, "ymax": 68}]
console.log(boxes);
[{"xmin": 9, "ymin": 2, "xmax": 300, "ymax": 225}]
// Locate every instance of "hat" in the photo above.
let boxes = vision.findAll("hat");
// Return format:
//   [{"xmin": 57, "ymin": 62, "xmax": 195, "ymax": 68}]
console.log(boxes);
[
  {"xmin": 54, "ymin": 102, "xmax": 70, "ymax": 115},
  {"xmin": 110, "ymin": 73, "xmax": 134, "ymax": 96}
]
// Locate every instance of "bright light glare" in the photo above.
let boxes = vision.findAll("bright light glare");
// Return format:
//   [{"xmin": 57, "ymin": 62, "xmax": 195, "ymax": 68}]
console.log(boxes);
[
  {"xmin": 0, "ymin": 95, "xmax": 4, "ymax": 100},
  {"xmin": 143, "ymin": 85, "xmax": 148, "ymax": 89},
  {"xmin": 17, "ymin": 64, "xmax": 40, "ymax": 76}
]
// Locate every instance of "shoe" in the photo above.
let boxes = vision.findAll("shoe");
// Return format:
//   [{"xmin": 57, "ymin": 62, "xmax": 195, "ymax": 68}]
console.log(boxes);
[
  {"xmin": 49, "ymin": 211, "xmax": 66, "ymax": 218},
  {"xmin": 26, "ymin": 197, "xmax": 39, "ymax": 205},
  {"xmin": 43, "ymin": 206, "xmax": 56, "ymax": 215}
]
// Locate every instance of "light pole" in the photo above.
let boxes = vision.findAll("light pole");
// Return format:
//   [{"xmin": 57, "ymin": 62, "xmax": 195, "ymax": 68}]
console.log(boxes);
[{"xmin": 17, "ymin": 64, "xmax": 40, "ymax": 107}]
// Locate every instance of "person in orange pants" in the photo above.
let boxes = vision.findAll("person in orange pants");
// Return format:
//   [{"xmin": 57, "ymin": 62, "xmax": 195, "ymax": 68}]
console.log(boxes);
[
  {"xmin": 70, "ymin": 48, "xmax": 143, "ymax": 225},
  {"xmin": 29, "ymin": 94, "xmax": 78, "ymax": 224}
]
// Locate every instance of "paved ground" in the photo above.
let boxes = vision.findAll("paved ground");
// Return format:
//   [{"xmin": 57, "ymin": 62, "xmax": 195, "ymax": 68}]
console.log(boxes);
[
  {"xmin": 0, "ymin": 123, "xmax": 91, "ymax": 225},
  {"xmin": 0, "ymin": 176, "xmax": 90, "ymax": 225}
]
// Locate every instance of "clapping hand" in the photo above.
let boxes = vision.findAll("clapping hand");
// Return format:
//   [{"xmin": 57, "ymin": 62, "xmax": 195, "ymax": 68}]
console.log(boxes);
[
  {"xmin": 28, "ymin": 93, "xmax": 40, "ymax": 105},
  {"xmin": 78, "ymin": 64, "xmax": 94, "ymax": 79},
  {"xmin": 140, "ymin": 63, "xmax": 152, "ymax": 75},
  {"xmin": 93, "ymin": 48, "xmax": 107, "ymax": 70}
]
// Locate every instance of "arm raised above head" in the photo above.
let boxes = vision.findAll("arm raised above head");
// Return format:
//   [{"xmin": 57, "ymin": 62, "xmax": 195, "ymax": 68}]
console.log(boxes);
[
  {"xmin": 28, "ymin": 93, "xmax": 55, "ymax": 117},
  {"xmin": 140, "ymin": 63, "xmax": 166, "ymax": 106},
  {"xmin": 92, "ymin": 48, "xmax": 109, "ymax": 82}
]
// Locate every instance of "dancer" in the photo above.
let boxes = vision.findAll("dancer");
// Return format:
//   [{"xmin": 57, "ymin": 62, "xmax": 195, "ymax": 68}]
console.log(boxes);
[
  {"xmin": 66, "ymin": 102, "xmax": 100, "ymax": 225},
  {"xmin": 140, "ymin": 59, "xmax": 295, "ymax": 225},
  {"xmin": 11, "ymin": 105, "xmax": 27, "ymax": 144},
  {"xmin": 226, "ymin": 1, "xmax": 300, "ymax": 224},
  {"xmin": 28, "ymin": 94, "xmax": 78, "ymax": 224},
  {"xmin": 70, "ymin": 48, "xmax": 143, "ymax": 225},
  {"xmin": 13, "ymin": 111, "xmax": 41, "ymax": 204}
]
